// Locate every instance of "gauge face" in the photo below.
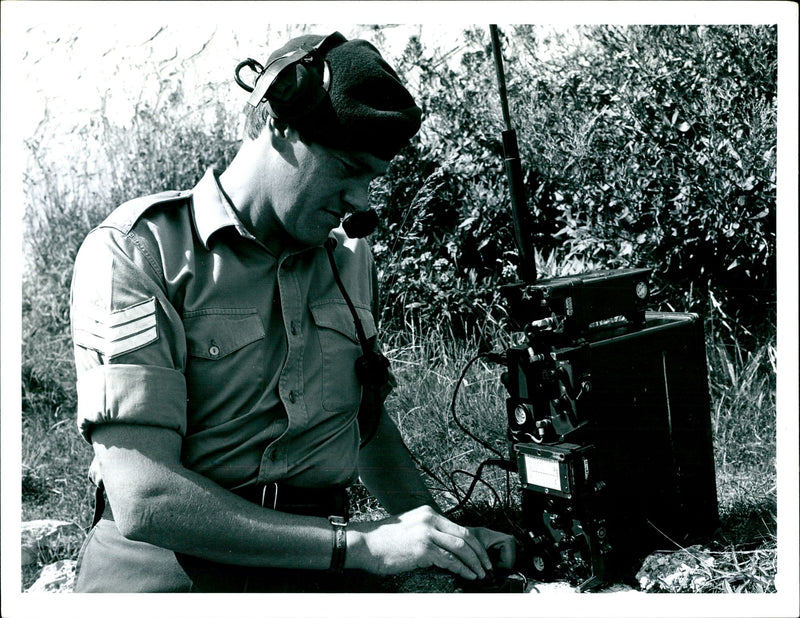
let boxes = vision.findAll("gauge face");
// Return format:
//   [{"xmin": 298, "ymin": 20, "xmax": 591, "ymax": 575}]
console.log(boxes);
[
  {"xmin": 523, "ymin": 453, "xmax": 564, "ymax": 492},
  {"xmin": 635, "ymin": 280, "xmax": 649, "ymax": 299},
  {"xmin": 514, "ymin": 405, "xmax": 528, "ymax": 426}
]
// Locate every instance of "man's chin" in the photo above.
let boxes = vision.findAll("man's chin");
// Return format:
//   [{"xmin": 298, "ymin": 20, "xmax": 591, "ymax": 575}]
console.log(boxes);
[{"xmin": 295, "ymin": 225, "xmax": 338, "ymax": 248}]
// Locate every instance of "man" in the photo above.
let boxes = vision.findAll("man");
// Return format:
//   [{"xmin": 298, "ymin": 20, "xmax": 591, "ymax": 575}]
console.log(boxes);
[{"xmin": 70, "ymin": 31, "xmax": 515, "ymax": 593}]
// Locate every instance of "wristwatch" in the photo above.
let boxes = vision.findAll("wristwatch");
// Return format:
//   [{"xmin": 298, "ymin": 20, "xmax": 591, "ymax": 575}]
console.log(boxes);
[{"xmin": 328, "ymin": 515, "xmax": 347, "ymax": 571}]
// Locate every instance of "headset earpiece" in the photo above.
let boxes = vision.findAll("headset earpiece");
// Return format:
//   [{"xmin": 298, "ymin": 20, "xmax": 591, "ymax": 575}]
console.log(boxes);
[{"xmin": 236, "ymin": 32, "xmax": 346, "ymax": 121}]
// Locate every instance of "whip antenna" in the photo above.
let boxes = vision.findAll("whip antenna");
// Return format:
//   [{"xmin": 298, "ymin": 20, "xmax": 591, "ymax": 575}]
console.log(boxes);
[{"xmin": 489, "ymin": 25, "xmax": 537, "ymax": 283}]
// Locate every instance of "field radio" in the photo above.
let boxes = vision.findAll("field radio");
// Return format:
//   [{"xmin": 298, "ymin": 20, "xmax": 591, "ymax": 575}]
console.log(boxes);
[
  {"xmin": 467, "ymin": 26, "xmax": 720, "ymax": 591},
  {"xmin": 499, "ymin": 272, "xmax": 719, "ymax": 590}
]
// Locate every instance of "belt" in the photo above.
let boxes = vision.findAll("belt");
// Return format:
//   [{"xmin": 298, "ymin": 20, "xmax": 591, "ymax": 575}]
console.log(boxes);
[
  {"xmin": 99, "ymin": 483, "xmax": 349, "ymax": 522},
  {"xmin": 233, "ymin": 482, "xmax": 350, "ymax": 519}
]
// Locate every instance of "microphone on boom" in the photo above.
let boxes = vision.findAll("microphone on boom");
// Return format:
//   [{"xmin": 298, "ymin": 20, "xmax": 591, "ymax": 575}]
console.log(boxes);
[{"xmin": 341, "ymin": 209, "xmax": 379, "ymax": 239}]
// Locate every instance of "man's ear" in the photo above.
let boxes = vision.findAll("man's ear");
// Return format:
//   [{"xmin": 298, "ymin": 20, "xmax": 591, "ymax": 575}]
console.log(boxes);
[
  {"xmin": 267, "ymin": 117, "xmax": 290, "ymax": 143},
  {"xmin": 268, "ymin": 116, "xmax": 290, "ymax": 137},
  {"xmin": 267, "ymin": 117, "xmax": 303, "ymax": 153}
]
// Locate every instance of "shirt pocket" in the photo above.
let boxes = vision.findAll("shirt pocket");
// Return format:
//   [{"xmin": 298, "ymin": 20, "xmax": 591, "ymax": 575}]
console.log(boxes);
[
  {"xmin": 309, "ymin": 300, "xmax": 377, "ymax": 413},
  {"xmin": 184, "ymin": 309, "xmax": 265, "ymax": 359},
  {"xmin": 182, "ymin": 309, "xmax": 266, "ymax": 428}
]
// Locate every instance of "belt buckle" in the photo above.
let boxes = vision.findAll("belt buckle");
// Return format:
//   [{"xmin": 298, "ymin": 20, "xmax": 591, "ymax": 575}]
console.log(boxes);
[{"xmin": 260, "ymin": 482, "xmax": 279, "ymax": 510}]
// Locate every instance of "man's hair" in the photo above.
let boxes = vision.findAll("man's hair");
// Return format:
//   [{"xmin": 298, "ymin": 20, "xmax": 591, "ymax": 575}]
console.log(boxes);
[
  {"xmin": 243, "ymin": 100, "xmax": 284, "ymax": 141},
  {"xmin": 238, "ymin": 33, "xmax": 422, "ymax": 161}
]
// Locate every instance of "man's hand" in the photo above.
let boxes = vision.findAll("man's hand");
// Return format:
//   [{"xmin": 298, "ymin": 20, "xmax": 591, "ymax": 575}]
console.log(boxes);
[
  {"xmin": 347, "ymin": 505, "xmax": 516, "ymax": 580},
  {"xmin": 468, "ymin": 526, "xmax": 517, "ymax": 570}
]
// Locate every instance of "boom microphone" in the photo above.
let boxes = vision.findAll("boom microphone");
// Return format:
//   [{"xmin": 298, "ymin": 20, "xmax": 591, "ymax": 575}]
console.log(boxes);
[{"xmin": 342, "ymin": 209, "xmax": 379, "ymax": 238}]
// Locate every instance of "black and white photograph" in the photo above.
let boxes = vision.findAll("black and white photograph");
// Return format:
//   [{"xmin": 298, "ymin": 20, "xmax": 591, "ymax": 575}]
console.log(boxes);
[{"xmin": 2, "ymin": 2, "xmax": 797, "ymax": 617}]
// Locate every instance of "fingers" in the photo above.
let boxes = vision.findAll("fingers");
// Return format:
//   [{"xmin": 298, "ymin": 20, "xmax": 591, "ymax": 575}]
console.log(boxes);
[
  {"xmin": 420, "ymin": 511, "xmax": 521, "ymax": 579},
  {"xmin": 489, "ymin": 536, "xmax": 517, "ymax": 569},
  {"xmin": 471, "ymin": 528, "xmax": 518, "ymax": 569},
  {"xmin": 429, "ymin": 528, "xmax": 487, "ymax": 580},
  {"xmin": 431, "ymin": 517, "xmax": 493, "ymax": 572}
]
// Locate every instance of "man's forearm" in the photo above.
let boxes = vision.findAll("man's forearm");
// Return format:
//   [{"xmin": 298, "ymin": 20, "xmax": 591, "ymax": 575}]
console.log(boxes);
[
  {"xmin": 94, "ymin": 423, "xmax": 502, "ymax": 580},
  {"xmin": 357, "ymin": 409, "xmax": 439, "ymax": 515},
  {"xmin": 94, "ymin": 424, "xmax": 335, "ymax": 569}
]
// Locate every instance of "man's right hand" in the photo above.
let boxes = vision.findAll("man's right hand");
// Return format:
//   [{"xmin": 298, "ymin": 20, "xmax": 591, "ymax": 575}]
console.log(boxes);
[{"xmin": 346, "ymin": 505, "xmax": 512, "ymax": 580}]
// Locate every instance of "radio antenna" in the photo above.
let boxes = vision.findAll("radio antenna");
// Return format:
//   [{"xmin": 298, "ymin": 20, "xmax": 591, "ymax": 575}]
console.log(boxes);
[{"xmin": 489, "ymin": 24, "xmax": 537, "ymax": 283}]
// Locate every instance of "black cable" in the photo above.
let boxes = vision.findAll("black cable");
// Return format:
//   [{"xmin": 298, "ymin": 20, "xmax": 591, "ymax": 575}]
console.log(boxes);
[
  {"xmin": 444, "ymin": 458, "xmax": 510, "ymax": 516},
  {"xmin": 408, "ymin": 448, "xmax": 451, "ymax": 494},
  {"xmin": 451, "ymin": 469, "xmax": 504, "ymax": 510},
  {"xmin": 450, "ymin": 353, "xmax": 505, "ymax": 459},
  {"xmin": 325, "ymin": 240, "xmax": 370, "ymax": 355},
  {"xmin": 449, "ymin": 469, "xmax": 529, "ymax": 540},
  {"xmin": 408, "ymin": 351, "xmax": 516, "ymax": 517},
  {"xmin": 233, "ymin": 58, "xmax": 263, "ymax": 93}
]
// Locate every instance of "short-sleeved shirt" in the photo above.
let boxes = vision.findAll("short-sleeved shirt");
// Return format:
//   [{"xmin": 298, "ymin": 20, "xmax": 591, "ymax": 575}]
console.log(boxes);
[{"xmin": 70, "ymin": 168, "xmax": 384, "ymax": 491}]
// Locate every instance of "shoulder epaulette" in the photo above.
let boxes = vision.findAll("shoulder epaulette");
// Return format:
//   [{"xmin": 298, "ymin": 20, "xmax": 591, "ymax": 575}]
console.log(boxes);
[{"xmin": 99, "ymin": 190, "xmax": 192, "ymax": 235}]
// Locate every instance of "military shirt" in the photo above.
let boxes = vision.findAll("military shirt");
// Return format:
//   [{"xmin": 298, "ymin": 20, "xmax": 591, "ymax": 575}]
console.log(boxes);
[{"xmin": 71, "ymin": 168, "xmax": 384, "ymax": 491}]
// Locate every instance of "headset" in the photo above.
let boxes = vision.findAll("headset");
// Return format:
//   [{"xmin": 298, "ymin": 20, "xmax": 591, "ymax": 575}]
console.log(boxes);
[{"xmin": 235, "ymin": 32, "xmax": 378, "ymax": 238}]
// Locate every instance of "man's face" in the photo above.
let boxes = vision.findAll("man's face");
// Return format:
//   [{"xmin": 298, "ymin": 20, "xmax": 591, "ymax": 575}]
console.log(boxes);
[{"xmin": 265, "ymin": 135, "xmax": 389, "ymax": 249}]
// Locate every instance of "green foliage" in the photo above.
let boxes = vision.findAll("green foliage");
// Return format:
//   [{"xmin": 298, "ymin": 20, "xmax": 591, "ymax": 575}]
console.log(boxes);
[
  {"xmin": 372, "ymin": 25, "xmax": 776, "ymax": 346},
  {"xmin": 97, "ymin": 86, "xmax": 241, "ymax": 207},
  {"xmin": 535, "ymin": 25, "xmax": 777, "ymax": 343}
]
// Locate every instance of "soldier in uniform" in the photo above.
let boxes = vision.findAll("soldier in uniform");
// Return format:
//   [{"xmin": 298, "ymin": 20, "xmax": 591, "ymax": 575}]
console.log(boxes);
[{"xmin": 70, "ymin": 31, "xmax": 515, "ymax": 592}]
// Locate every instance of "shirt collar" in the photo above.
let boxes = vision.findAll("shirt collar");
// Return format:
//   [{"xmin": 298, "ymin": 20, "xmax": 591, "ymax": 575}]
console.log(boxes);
[
  {"xmin": 190, "ymin": 168, "xmax": 258, "ymax": 250},
  {"xmin": 190, "ymin": 167, "xmax": 348, "ymax": 255}
]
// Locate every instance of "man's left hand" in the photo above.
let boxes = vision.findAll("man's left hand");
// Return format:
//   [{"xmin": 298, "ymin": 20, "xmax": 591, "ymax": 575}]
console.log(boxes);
[{"xmin": 468, "ymin": 527, "xmax": 517, "ymax": 569}]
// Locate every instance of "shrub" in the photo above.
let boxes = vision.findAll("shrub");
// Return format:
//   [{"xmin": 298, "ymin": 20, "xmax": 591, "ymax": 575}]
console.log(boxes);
[{"xmin": 373, "ymin": 25, "xmax": 776, "ymax": 346}]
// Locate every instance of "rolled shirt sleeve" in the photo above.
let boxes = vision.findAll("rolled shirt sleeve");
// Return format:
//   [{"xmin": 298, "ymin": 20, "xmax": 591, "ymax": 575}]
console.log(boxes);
[
  {"xmin": 76, "ymin": 364, "xmax": 187, "ymax": 441},
  {"xmin": 70, "ymin": 220, "xmax": 187, "ymax": 443}
]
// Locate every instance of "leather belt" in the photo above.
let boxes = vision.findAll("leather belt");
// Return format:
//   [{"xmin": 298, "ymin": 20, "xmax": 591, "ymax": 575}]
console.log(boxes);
[
  {"xmin": 100, "ymin": 483, "xmax": 349, "ymax": 522},
  {"xmin": 233, "ymin": 482, "xmax": 350, "ymax": 519}
]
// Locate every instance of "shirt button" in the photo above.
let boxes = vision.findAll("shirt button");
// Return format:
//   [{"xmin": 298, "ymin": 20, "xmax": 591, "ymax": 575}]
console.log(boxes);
[
  {"xmin": 288, "ymin": 390, "xmax": 297, "ymax": 403},
  {"xmin": 268, "ymin": 450, "xmax": 277, "ymax": 462},
  {"xmin": 290, "ymin": 321, "xmax": 298, "ymax": 336},
  {"xmin": 209, "ymin": 344, "xmax": 220, "ymax": 357}
]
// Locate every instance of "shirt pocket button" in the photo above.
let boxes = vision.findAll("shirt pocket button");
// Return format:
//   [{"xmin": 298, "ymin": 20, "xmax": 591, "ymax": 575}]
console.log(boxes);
[{"xmin": 209, "ymin": 344, "xmax": 220, "ymax": 357}]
